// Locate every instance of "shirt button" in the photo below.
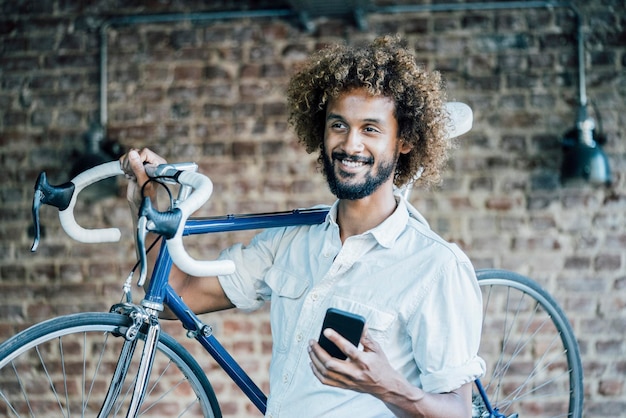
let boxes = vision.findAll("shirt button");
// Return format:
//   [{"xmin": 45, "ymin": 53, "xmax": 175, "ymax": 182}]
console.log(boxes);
[
  {"xmin": 311, "ymin": 292, "xmax": 318, "ymax": 301},
  {"xmin": 296, "ymin": 332, "xmax": 303, "ymax": 342},
  {"xmin": 283, "ymin": 373, "xmax": 289, "ymax": 383}
]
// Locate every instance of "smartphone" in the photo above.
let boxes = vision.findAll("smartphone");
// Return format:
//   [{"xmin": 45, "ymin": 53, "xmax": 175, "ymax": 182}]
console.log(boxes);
[{"xmin": 318, "ymin": 308, "xmax": 366, "ymax": 360}]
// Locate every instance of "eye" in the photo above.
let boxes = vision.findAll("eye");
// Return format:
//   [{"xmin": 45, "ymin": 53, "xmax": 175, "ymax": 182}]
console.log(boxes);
[
  {"xmin": 364, "ymin": 125, "xmax": 381, "ymax": 134},
  {"xmin": 330, "ymin": 121, "xmax": 347, "ymax": 130}
]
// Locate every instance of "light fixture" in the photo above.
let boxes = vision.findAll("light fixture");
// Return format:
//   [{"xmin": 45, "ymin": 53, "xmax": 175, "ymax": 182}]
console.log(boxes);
[
  {"xmin": 69, "ymin": 122, "xmax": 123, "ymax": 200},
  {"xmin": 559, "ymin": 6, "xmax": 612, "ymax": 188},
  {"xmin": 560, "ymin": 104, "xmax": 612, "ymax": 187},
  {"xmin": 286, "ymin": 0, "xmax": 370, "ymax": 31}
]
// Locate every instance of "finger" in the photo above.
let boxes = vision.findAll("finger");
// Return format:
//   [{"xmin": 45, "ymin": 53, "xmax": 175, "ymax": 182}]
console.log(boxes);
[
  {"xmin": 362, "ymin": 323, "xmax": 369, "ymax": 340},
  {"xmin": 324, "ymin": 328, "xmax": 360, "ymax": 360},
  {"xmin": 128, "ymin": 149, "xmax": 149, "ymax": 187},
  {"xmin": 308, "ymin": 339, "xmax": 332, "ymax": 366},
  {"xmin": 309, "ymin": 361, "xmax": 344, "ymax": 388},
  {"xmin": 309, "ymin": 339, "xmax": 349, "ymax": 375},
  {"xmin": 309, "ymin": 359, "xmax": 338, "ymax": 386},
  {"xmin": 138, "ymin": 148, "xmax": 167, "ymax": 166},
  {"xmin": 308, "ymin": 341, "xmax": 326, "ymax": 371},
  {"xmin": 120, "ymin": 148, "xmax": 137, "ymax": 177},
  {"xmin": 359, "ymin": 325, "xmax": 379, "ymax": 352},
  {"xmin": 308, "ymin": 341, "xmax": 344, "ymax": 387},
  {"xmin": 121, "ymin": 148, "xmax": 166, "ymax": 173}
]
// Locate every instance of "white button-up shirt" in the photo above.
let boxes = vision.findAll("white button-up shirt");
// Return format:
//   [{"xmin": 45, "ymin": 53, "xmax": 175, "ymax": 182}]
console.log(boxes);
[{"xmin": 218, "ymin": 196, "xmax": 485, "ymax": 417}]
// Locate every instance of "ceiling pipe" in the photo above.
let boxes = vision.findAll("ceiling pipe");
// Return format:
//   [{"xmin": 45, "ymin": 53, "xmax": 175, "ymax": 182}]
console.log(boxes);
[
  {"xmin": 98, "ymin": 2, "xmax": 581, "ymax": 130},
  {"xmin": 95, "ymin": 1, "xmax": 610, "ymax": 187},
  {"xmin": 97, "ymin": 1, "xmax": 582, "ymax": 131},
  {"xmin": 98, "ymin": 9, "xmax": 297, "ymax": 130}
]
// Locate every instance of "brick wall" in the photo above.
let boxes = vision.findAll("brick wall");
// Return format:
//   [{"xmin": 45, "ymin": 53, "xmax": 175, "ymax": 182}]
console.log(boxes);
[{"xmin": 1, "ymin": 0, "xmax": 625, "ymax": 416}]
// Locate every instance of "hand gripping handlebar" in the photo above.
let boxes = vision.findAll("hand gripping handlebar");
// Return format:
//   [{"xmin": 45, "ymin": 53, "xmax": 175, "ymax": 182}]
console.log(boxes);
[
  {"xmin": 151, "ymin": 168, "xmax": 236, "ymax": 278},
  {"xmin": 31, "ymin": 160, "xmax": 236, "ymax": 278}
]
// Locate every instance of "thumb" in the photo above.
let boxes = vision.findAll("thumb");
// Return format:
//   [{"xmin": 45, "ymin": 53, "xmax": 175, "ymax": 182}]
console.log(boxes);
[
  {"xmin": 360, "ymin": 326, "xmax": 380, "ymax": 352},
  {"xmin": 128, "ymin": 150, "xmax": 149, "ymax": 187}
]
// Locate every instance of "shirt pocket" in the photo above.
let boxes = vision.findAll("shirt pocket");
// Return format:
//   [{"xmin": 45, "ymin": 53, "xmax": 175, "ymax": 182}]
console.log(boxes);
[
  {"xmin": 265, "ymin": 266, "xmax": 310, "ymax": 353},
  {"xmin": 327, "ymin": 296, "xmax": 396, "ymax": 346}
]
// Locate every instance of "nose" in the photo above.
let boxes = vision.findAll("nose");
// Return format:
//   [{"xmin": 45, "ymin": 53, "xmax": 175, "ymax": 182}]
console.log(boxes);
[{"xmin": 342, "ymin": 129, "xmax": 364, "ymax": 154}]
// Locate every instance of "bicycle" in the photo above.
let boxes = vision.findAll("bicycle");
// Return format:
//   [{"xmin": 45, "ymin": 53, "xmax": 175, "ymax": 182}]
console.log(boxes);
[{"xmin": 0, "ymin": 160, "xmax": 583, "ymax": 417}]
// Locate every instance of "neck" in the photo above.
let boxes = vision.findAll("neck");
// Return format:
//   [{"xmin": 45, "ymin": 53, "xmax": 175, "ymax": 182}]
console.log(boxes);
[{"xmin": 336, "ymin": 185, "xmax": 398, "ymax": 242}]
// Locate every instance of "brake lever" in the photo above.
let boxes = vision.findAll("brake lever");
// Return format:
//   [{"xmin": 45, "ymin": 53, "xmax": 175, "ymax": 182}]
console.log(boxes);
[
  {"xmin": 31, "ymin": 189, "xmax": 43, "ymax": 252},
  {"xmin": 136, "ymin": 215, "xmax": 149, "ymax": 287},
  {"xmin": 31, "ymin": 172, "xmax": 75, "ymax": 252},
  {"xmin": 135, "ymin": 196, "xmax": 183, "ymax": 287}
]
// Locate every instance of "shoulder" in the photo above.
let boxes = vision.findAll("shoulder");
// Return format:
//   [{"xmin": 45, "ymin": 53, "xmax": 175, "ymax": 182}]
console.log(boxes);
[
  {"xmin": 401, "ymin": 199, "xmax": 471, "ymax": 266},
  {"xmin": 252, "ymin": 205, "xmax": 333, "ymax": 245},
  {"xmin": 407, "ymin": 218, "xmax": 470, "ymax": 264}
]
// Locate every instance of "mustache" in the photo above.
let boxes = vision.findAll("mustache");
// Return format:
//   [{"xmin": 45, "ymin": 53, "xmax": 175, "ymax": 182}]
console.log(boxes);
[{"xmin": 331, "ymin": 151, "xmax": 373, "ymax": 164}]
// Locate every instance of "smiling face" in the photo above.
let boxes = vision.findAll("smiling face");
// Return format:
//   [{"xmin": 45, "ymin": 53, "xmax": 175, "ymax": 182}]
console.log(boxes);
[{"xmin": 322, "ymin": 88, "xmax": 412, "ymax": 200}]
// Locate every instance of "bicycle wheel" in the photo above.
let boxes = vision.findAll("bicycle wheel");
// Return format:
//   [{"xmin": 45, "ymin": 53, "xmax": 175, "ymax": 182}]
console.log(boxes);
[
  {"xmin": 0, "ymin": 312, "xmax": 221, "ymax": 417},
  {"xmin": 473, "ymin": 269, "xmax": 583, "ymax": 418}
]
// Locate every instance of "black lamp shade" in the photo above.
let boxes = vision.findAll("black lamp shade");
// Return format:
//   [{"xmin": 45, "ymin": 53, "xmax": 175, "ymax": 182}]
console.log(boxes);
[{"xmin": 561, "ymin": 140, "xmax": 612, "ymax": 186}]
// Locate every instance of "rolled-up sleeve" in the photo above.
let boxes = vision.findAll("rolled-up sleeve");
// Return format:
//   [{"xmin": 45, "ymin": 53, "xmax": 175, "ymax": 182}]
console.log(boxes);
[
  {"xmin": 411, "ymin": 256, "xmax": 486, "ymax": 394},
  {"xmin": 217, "ymin": 232, "xmax": 276, "ymax": 312}
]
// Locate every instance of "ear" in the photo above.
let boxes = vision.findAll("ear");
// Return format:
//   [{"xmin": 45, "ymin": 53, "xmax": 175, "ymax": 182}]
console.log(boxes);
[{"xmin": 398, "ymin": 138, "xmax": 413, "ymax": 155}]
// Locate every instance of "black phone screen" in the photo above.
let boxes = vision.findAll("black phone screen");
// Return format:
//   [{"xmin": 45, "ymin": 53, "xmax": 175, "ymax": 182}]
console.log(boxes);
[{"xmin": 318, "ymin": 308, "xmax": 366, "ymax": 360}]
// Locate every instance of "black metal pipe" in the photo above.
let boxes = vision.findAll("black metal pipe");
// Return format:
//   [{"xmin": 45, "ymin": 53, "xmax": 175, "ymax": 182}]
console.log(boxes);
[
  {"xmin": 98, "ymin": 2, "xmax": 583, "ymax": 129},
  {"xmin": 375, "ymin": 1, "xmax": 571, "ymax": 13},
  {"xmin": 98, "ymin": 9, "xmax": 297, "ymax": 128}
]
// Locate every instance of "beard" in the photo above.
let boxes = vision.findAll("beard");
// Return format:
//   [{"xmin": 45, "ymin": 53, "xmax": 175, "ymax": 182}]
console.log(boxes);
[{"xmin": 322, "ymin": 149, "xmax": 396, "ymax": 200}]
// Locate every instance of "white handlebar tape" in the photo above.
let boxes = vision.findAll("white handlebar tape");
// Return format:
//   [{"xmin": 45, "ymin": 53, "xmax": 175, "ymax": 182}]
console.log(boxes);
[
  {"xmin": 58, "ymin": 161, "xmax": 123, "ymax": 243},
  {"xmin": 165, "ymin": 170, "xmax": 236, "ymax": 277}
]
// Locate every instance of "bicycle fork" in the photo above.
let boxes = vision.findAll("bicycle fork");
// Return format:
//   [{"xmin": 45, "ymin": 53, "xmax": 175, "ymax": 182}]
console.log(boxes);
[{"xmin": 99, "ymin": 304, "xmax": 162, "ymax": 418}]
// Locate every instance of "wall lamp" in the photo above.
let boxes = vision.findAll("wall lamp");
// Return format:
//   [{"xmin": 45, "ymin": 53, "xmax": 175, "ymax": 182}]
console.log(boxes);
[
  {"xmin": 560, "ymin": 104, "xmax": 612, "ymax": 186},
  {"xmin": 69, "ymin": 122, "xmax": 123, "ymax": 200},
  {"xmin": 559, "ymin": 7, "xmax": 612, "ymax": 187}
]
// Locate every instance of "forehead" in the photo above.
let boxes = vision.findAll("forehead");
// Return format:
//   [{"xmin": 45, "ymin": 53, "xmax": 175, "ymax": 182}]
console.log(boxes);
[{"xmin": 326, "ymin": 88, "xmax": 396, "ymax": 118}]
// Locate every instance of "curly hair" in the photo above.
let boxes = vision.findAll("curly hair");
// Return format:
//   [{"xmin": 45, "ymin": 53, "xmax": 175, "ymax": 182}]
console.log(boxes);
[{"xmin": 286, "ymin": 35, "xmax": 451, "ymax": 188}]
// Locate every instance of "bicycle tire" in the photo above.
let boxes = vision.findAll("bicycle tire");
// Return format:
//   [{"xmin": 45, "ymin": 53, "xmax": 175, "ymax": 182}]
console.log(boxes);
[
  {"xmin": 0, "ymin": 312, "xmax": 222, "ymax": 418},
  {"xmin": 473, "ymin": 269, "xmax": 584, "ymax": 418}
]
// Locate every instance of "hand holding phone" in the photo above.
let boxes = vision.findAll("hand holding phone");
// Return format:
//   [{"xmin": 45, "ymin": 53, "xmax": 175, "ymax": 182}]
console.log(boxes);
[{"xmin": 318, "ymin": 308, "xmax": 366, "ymax": 360}]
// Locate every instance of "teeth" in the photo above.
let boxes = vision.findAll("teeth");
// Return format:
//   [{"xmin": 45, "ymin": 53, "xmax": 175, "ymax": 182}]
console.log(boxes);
[{"xmin": 342, "ymin": 159, "xmax": 364, "ymax": 168}]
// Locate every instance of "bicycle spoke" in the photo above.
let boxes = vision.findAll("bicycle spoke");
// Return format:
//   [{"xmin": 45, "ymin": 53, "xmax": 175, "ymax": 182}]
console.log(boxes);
[
  {"xmin": 496, "ymin": 305, "xmax": 568, "ymax": 411},
  {"xmin": 0, "ymin": 313, "xmax": 220, "ymax": 417},
  {"xmin": 490, "ymin": 286, "xmax": 523, "ymax": 397},
  {"xmin": 36, "ymin": 345, "xmax": 67, "ymax": 416},
  {"xmin": 475, "ymin": 270, "xmax": 583, "ymax": 418},
  {"xmin": 502, "ymin": 342, "xmax": 571, "ymax": 402},
  {"xmin": 9, "ymin": 361, "xmax": 34, "ymax": 417},
  {"xmin": 177, "ymin": 398, "xmax": 202, "ymax": 418},
  {"xmin": 59, "ymin": 338, "xmax": 71, "ymax": 418},
  {"xmin": 493, "ymin": 299, "xmax": 545, "ymax": 383},
  {"xmin": 0, "ymin": 386, "xmax": 21, "ymax": 417},
  {"xmin": 141, "ymin": 371, "xmax": 188, "ymax": 414},
  {"xmin": 83, "ymin": 332, "xmax": 88, "ymax": 414},
  {"xmin": 87, "ymin": 331, "xmax": 111, "ymax": 416},
  {"xmin": 114, "ymin": 365, "xmax": 139, "ymax": 416}
]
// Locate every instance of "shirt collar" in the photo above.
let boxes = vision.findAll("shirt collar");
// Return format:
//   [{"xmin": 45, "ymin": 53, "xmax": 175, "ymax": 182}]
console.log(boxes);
[{"xmin": 325, "ymin": 196, "xmax": 410, "ymax": 249}]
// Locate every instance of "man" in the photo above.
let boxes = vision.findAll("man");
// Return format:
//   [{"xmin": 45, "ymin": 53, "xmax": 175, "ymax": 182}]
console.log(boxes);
[{"xmin": 122, "ymin": 35, "xmax": 484, "ymax": 417}]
